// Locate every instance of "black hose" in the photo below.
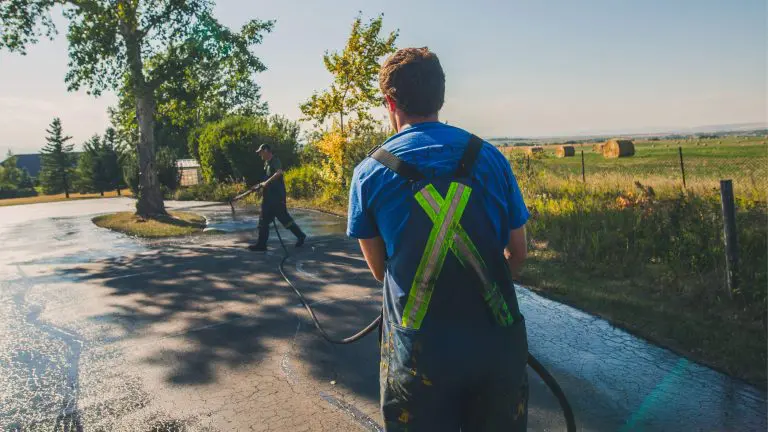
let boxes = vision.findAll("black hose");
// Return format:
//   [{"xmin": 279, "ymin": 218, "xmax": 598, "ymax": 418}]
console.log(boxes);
[
  {"xmin": 527, "ymin": 353, "xmax": 577, "ymax": 431},
  {"xmin": 270, "ymin": 221, "xmax": 576, "ymax": 431},
  {"xmin": 273, "ymin": 221, "xmax": 382, "ymax": 344}
]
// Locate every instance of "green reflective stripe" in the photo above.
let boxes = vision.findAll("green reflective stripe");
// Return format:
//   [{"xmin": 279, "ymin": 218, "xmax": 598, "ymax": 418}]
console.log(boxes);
[
  {"xmin": 452, "ymin": 230, "xmax": 514, "ymax": 326},
  {"xmin": 410, "ymin": 181, "xmax": 514, "ymax": 328},
  {"xmin": 404, "ymin": 183, "xmax": 469, "ymax": 329}
]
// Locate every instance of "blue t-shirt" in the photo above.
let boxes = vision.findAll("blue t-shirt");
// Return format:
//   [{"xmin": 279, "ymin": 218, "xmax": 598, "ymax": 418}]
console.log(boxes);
[{"xmin": 347, "ymin": 122, "xmax": 529, "ymax": 257}]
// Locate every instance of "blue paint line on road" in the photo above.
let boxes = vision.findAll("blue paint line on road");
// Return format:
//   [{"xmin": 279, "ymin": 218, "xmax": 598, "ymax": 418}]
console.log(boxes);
[{"xmin": 620, "ymin": 358, "xmax": 690, "ymax": 431}]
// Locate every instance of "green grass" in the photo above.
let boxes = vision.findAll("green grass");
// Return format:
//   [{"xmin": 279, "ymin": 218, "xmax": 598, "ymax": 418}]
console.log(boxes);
[
  {"xmin": 517, "ymin": 176, "xmax": 767, "ymax": 388},
  {"xmin": 521, "ymin": 253, "xmax": 766, "ymax": 388},
  {"xmin": 503, "ymin": 137, "xmax": 767, "ymax": 200},
  {"xmin": 92, "ymin": 211, "xmax": 206, "ymax": 238}
]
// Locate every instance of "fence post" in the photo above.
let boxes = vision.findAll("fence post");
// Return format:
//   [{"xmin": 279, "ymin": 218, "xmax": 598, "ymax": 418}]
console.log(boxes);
[
  {"xmin": 719, "ymin": 180, "xmax": 739, "ymax": 298},
  {"xmin": 581, "ymin": 150, "xmax": 586, "ymax": 183},
  {"xmin": 678, "ymin": 146, "xmax": 687, "ymax": 188}
]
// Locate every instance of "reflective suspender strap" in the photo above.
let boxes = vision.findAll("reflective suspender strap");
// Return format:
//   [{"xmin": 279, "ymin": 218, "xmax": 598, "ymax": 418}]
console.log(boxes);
[
  {"xmin": 403, "ymin": 182, "xmax": 471, "ymax": 329},
  {"xmin": 414, "ymin": 183, "xmax": 515, "ymax": 327}
]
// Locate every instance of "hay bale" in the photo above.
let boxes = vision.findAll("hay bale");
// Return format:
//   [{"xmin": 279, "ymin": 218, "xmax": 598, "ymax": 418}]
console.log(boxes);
[
  {"xmin": 556, "ymin": 145, "xmax": 575, "ymax": 157},
  {"xmin": 526, "ymin": 146, "xmax": 544, "ymax": 155},
  {"xmin": 592, "ymin": 142, "xmax": 605, "ymax": 153},
  {"xmin": 602, "ymin": 139, "xmax": 635, "ymax": 158}
]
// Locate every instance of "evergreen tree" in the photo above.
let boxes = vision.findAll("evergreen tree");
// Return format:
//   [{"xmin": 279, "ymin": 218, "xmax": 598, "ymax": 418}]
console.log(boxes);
[
  {"xmin": 75, "ymin": 128, "xmax": 125, "ymax": 196},
  {"xmin": 40, "ymin": 118, "xmax": 75, "ymax": 197},
  {"xmin": 101, "ymin": 128, "xmax": 125, "ymax": 195}
]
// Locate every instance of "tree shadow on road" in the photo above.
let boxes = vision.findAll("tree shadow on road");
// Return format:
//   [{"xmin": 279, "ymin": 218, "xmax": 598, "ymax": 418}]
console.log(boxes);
[{"xmin": 55, "ymin": 236, "xmax": 383, "ymax": 400}]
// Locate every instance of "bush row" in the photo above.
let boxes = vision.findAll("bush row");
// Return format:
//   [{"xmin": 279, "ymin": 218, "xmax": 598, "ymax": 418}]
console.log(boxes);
[{"xmin": 0, "ymin": 186, "xmax": 38, "ymax": 199}]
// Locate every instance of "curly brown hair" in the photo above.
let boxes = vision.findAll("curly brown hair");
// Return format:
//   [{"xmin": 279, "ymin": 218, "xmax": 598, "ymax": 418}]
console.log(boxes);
[{"xmin": 379, "ymin": 47, "xmax": 445, "ymax": 117}]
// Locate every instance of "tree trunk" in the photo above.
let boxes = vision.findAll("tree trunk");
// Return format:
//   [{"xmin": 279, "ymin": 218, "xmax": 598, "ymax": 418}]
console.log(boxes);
[
  {"xmin": 117, "ymin": 187, "xmax": 121, "ymax": 196},
  {"xmin": 123, "ymin": 22, "xmax": 165, "ymax": 217},
  {"xmin": 133, "ymin": 91, "xmax": 165, "ymax": 216}
]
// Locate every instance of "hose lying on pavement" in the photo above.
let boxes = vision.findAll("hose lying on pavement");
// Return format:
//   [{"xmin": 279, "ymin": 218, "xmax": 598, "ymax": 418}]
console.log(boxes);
[{"xmin": 269, "ymin": 216, "xmax": 577, "ymax": 431}]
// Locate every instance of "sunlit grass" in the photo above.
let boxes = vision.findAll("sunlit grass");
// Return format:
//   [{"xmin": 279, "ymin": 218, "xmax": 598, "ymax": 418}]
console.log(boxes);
[
  {"xmin": 92, "ymin": 211, "xmax": 206, "ymax": 238},
  {"xmin": 0, "ymin": 190, "xmax": 133, "ymax": 207}
]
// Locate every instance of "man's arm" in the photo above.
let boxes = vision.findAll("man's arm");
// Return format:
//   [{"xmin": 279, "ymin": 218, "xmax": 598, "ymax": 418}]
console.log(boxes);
[
  {"xmin": 358, "ymin": 237, "xmax": 386, "ymax": 282},
  {"xmin": 504, "ymin": 226, "xmax": 527, "ymax": 279},
  {"xmin": 259, "ymin": 169, "xmax": 283, "ymax": 188}
]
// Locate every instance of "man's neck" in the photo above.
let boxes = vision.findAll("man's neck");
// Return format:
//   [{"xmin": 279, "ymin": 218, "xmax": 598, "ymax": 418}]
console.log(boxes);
[{"xmin": 397, "ymin": 114, "xmax": 440, "ymax": 132}]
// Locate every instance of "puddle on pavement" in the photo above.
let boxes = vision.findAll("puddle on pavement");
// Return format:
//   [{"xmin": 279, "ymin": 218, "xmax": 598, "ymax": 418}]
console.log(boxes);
[{"xmin": 197, "ymin": 204, "xmax": 346, "ymax": 238}]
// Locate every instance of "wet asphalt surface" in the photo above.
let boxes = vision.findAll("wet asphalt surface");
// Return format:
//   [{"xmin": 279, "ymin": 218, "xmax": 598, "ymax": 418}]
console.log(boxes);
[{"xmin": 0, "ymin": 198, "xmax": 765, "ymax": 431}]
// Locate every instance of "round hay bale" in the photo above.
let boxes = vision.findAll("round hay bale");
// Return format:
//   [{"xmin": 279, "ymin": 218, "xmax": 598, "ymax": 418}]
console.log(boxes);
[
  {"xmin": 526, "ymin": 146, "xmax": 544, "ymax": 156},
  {"xmin": 556, "ymin": 145, "xmax": 575, "ymax": 157},
  {"xmin": 603, "ymin": 139, "xmax": 635, "ymax": 158},
  {"xmin": 592, "ymin": 142, "xmax": 605, "ymax": 153}
]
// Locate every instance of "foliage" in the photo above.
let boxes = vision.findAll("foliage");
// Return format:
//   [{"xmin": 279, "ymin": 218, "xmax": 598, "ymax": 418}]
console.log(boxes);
[
  {"xmin": 0, "ymin": 152, "xmax": 35, "ymax": 189},
  {"xmin": 39, "ymin": 117, "xmax": 76, "ymax": 196},
  {"xmin": 197, "ymin": 115, "xmax": 299, "ymax": 184},
  {"xmin": 173, "ymin": 182, "xmax": 248, "ymax": 202},
  {"xmin": 284, "ymin": 165, "xmax": 324, "ymax": 199},
  {"xmin": 309, "ymin": 121, "xmax": 389, "ymax": 188},
  {"xmin": 1, "ymin": 0, "xmax": 274, "ymax": 216},
  {"xmin": 123, "ymin": 146, "xmax": 179, "ymax": 195},
  {"xmin": 0, "ymin": 152, "xmax": 37, "ymax": 199},
  {"xmin": 109, "ymin": 14, "xmax": 273, "ymax": 159},
  {"xmin": 299, "ymin": 14, "xmax": 397, "ymax": 134},
  {"xmin": 75, "ymin": 129, "xmax": 124, "ymax": 195}
]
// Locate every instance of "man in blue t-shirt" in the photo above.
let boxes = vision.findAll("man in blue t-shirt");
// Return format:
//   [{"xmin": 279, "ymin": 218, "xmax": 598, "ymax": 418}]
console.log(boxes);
[{"xmin": 348, "ymin": 47, "xmax": 530, "ymax": 431}]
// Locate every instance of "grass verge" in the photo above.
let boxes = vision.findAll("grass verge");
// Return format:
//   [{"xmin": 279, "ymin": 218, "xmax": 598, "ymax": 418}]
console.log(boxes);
[
  {"xmin": 0, "ymin": 190, "xmax": 132, "ymax": 207},
  {"xmin": 92, "ymin": 211, "xmax": 206, "ymax": 238},
  {"xmin": 521, "ymin": 249, "xmax": 766, "ymax": 389}
]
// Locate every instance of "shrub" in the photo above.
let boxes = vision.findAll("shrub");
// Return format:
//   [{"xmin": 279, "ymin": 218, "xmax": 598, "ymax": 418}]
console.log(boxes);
[
  {"xmin": 173, "ymin": 182, "xmax": 248, "ymax": 202},
  {"xmin": 285, "ymin": 165, "xmax": 324, "ymax": 199},
  {"xmin": 197, "ymin": 115, "xmax": 299, "ymax": 184},
  {"xmin": 0, "ymin": 184, "xmax": 37, "ymax": 199},
  {"xmin": 122, "ymin": 147, "xmax": 180, "ymax": 196}
]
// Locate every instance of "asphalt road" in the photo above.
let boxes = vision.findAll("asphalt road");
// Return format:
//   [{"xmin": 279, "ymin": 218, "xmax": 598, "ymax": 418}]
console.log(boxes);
[{"xmin": 0, "ymin": 198, "xmax": 765, "ymax": 431}]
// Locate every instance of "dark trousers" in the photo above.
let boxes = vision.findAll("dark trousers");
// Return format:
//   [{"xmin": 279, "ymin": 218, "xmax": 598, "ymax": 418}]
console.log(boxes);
[
  {"xmin": 380, "ymin": 319, "xmax": 529, "ymax": 431},
  {"xmin": 254, "ymin": 198, "xmax": 304, "ymax": 248}
]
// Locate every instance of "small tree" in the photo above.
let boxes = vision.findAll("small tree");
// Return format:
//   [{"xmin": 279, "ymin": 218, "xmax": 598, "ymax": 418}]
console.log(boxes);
[
  {"xmin": 101, "ymin": 128, "xmax": 125, "ymax": 195},
  {"xmin": 40, "ymin": 118, "xmax": 75, "ymax": 197},
  {"xmin": 75, "ymin": 135, "xmax": 103, "ymax": 194},
  {"xmin": 300, "ymin": 14, "xmax": 398, "ymax": 135}
]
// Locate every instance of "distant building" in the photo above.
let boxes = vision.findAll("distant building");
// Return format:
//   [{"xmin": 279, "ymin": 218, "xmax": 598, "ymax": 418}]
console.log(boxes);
[{"xmin": 177, "ymin": 159, "xmax": 202, "ymax": 186}]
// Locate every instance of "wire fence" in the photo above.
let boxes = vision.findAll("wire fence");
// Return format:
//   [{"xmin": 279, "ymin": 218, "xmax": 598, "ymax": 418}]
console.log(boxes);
[{"xmin": 502, "ymin": 137, "xmax": 767, "ymax": 200}]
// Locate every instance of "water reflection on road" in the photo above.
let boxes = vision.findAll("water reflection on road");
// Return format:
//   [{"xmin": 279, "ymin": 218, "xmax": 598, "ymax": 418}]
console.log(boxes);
[{"xmin": 0, "ymin": 198, "xmax": 765, "ymax": 431}]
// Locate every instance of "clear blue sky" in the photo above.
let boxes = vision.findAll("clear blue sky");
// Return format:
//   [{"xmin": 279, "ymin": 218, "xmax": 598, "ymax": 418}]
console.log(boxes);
[{"xmin": 0, "ymin": 0, "xmax": 765, "ymax": 156}]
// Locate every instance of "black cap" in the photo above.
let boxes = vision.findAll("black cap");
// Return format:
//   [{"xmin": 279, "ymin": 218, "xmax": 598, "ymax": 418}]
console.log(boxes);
[{"xmin": 256, "ymin": 144, "xmax": 271, "ymax": 153}]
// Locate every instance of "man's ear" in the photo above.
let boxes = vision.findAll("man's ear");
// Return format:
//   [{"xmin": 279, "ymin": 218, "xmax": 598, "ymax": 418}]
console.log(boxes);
[{"xmin": 385, "ymin": 95, "xmax": 397, "ymax": 113}]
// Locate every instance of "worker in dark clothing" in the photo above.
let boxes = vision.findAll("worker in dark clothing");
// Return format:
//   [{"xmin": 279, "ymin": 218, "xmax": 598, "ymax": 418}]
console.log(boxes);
[
  {"xmin": 348, "ymin": 48, "xmax": 530, "ymax": 431},
  {"xmin": 248, "ymin": 144, "xmax": 306, "ymax": 251}
]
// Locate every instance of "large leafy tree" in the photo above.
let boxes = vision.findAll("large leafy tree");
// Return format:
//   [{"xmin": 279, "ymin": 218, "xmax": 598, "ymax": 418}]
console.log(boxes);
[
  {"xmin": 40, "ymin": 117, "xmax": 75, "ymax": 197},
  {"xmin": 300, "ymin": 14, "xmax": 398, "ymax": 135},
  {"xmin": 1, "ymin": 0, "xmax": 273, "ymax": 217},
  {"xmin": 110, "ymin": 19, "xmax": 271, "ymax": 160}
]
